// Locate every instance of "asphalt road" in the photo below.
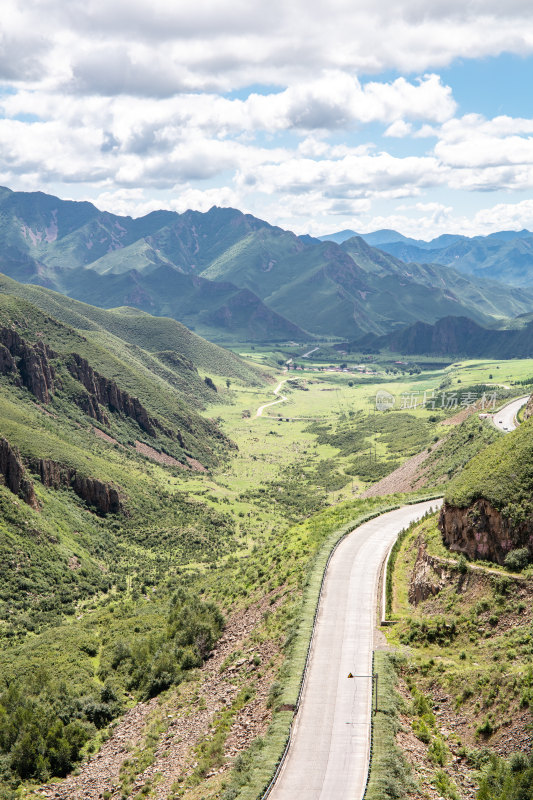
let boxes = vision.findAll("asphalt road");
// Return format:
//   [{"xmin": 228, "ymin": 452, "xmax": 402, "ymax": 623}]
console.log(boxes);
[
  {"xmin": 269, "ymin": 499, "xmax": 442, "ymax": 800},
  {"xmin": 491, "ymin": 395, "xmax": 529, "ymax": 432}
]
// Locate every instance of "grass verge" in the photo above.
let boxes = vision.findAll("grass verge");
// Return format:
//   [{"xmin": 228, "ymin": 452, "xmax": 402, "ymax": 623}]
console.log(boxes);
[{"xmin": 364, "ymin": 652, "xmax": 415, "ymax": 800}]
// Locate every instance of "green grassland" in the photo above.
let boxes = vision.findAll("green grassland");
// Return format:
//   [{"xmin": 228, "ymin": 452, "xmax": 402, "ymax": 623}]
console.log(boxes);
[{"xmin": 445, "ymin": 358, "xmax": 533, "ymax": 390}]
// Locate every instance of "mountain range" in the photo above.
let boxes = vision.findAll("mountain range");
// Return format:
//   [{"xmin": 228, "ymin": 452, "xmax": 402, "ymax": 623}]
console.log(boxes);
[
  {"xmin": 1, "ymin": 186, "xmax": 533, "ymax": 342},
  {"xmin": 321, "ymin": 227, "xmax": 533, "ymax": 288},
  {"xmin": 344, "ymin": 313, "xmax": 533, "ymax": 358}
]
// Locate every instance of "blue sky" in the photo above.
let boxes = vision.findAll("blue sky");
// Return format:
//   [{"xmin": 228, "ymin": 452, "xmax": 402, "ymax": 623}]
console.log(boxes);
[{"xmin": 1, "ymin": 1, "xmax": 533, "ymax": 239}]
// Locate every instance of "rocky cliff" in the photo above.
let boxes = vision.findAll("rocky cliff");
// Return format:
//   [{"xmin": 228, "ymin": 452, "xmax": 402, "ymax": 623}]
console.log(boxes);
[
  {"xmin": 67, "ymin": 353, "xmax": 178, "ymax": 440},
  {"xmin": 439, "ymin": 499, "xmax": 533, "ymax": 565},
  {"xmin": 31, "ymin": 457, "xmax": 122, "ymax": 514},
  {"xmin": 0, "ymin": 437, "xmax": 37, "ymax": 507},
  {"xmin": 0, "ymin": 326, "xmax": 179, "ymax": 442},
  {"xmin": 409, "ymin": 539, "xmax": 453, "ymax": 604},
  {"xmin": 0, "ymin": 327, "xmax": 56, "ymax": 402}
]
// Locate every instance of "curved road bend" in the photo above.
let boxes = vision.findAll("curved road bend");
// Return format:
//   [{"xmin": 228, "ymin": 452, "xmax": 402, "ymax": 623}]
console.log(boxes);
[
  {"xmin": 491, "ymin": 395, "xmax": 529, "ymax": 432},
  {"xmin": 269, "ymin": 499, "xmax": 443, "ymax": 800},
  {"xmin": 256, "ymin": 379, "xmax": 288, "ymax": 417}
]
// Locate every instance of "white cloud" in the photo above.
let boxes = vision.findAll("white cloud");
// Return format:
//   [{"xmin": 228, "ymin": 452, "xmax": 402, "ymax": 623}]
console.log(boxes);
[
  {"xmin": 385, "ymin": 120, "xmax": 413, "ymax": 137},
  {"xmin": 471, "ymin": 198, "xmax": 533, "ymax": 231},
  {"xmin": 349, "ymin": 198, "xmax": 533, "ymax": 241},
  {"xmin": 5, "ymin": 1, "xmax": 533, "ymax": 91},
  {"xmin": 94, "ymin": 185, "xmax": 241, "ymax": 217},
  {"xmin": 1, "ymin": 1, "xmax": 533, "ymax": 238},
  {"xmin": 236, "ymin": 151, "xmax": 447, "ymax": 200},
  {"xmin": 428, "ymin": 113, "xmax": 533, "ymax": 191}
]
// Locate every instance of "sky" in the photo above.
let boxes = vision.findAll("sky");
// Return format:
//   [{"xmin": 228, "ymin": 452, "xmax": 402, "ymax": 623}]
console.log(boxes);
[{"xmin": 2, "ymin": 1, "xmax": 533, "ymax": 239}]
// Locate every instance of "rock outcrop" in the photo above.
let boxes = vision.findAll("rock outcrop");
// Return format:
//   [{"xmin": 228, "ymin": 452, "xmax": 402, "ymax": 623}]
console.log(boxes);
[
  {"xmin": 71, "ymin": 473, "xmax": 121, "ymax": 514},
  {"xmin": 0, "ymin": 327, "xmax": 178, "ymax": 441},
  {"xmin": 31, "ymin": 457, "xmax": 122, "ymax": 514},
  {"xmin": 67, "ymin": 353, "xmax": 177, "ymax": 440},
  {"xmin": 0, "ymin": 437, "xmax": 37, "ymax": 506},
  {"xmin": 439, "ymin": 499, "xmax": 533, "ymax": 565},
  {"xmin": 409, "ymin": 539, "xmax": 453, "ymax": 605},
  {"xmin": 0, "ymin": 327, "xmax": 56, "ymax": 402}
]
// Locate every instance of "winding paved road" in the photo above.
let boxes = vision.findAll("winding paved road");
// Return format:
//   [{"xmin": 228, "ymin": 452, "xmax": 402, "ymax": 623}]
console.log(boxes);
[
  {"xmin": 269, "ymin": 499, "xmax": 442, "ymax": 800},
  {"xmin": 491, "ymin": 395, "xmax": 529, "ymax": 432}
]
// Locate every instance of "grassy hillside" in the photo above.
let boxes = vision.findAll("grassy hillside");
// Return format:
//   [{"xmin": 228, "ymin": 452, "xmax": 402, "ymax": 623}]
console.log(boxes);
[
  {"xmin": 378, "ymin": 514, "xmax": 533, "ymax": 799},
  {"xmin": 0, "ymin": 274, "xmax": 263, "ymax": 383},
  {"xmin": 0, "ymin": 288, "xmax": 274, "ymax": 793},
  {"xmin": 0, "ymin": 292, "xmax": 234, "ymax": 462},
  {"xmin": 445, "ymin": 414, "xmax": 533, "ymax": 513}
]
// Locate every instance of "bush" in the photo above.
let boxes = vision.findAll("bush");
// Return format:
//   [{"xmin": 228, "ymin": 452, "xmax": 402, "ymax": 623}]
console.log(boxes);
[
  {"xmin": 267, "ymin": 681, "xmax": 283, "ymax": 709},
  {"xmin": 504, "ymin": 548, "xmax": 530, "ymax": 572},
  {"xmin": 478, "ymin": 751, "xmax": 533, "ymax": 800},
  {"xmin": 428, "ymin": 736, "xmax": 448, "ymax": 766},
  {"xmin": 476, "ymin": 717, "xmax": 494, "ymax": 738}
]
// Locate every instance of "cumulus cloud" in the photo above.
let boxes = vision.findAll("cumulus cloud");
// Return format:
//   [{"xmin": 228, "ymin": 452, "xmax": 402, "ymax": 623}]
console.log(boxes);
[
  {"xmin": 4, "ymin": 0, "xmax": 533, "ymax": 93},
  {"xmin": 1, "ymin": 0, "xmax": 533, "ymax": 237},
  {"xmin": 236, "ymin": 151, "xmax": 447, "ymax": 199},
  {"xmin": 429, "ymin": 113, "xmax": 533, "ymax": 190},
  {"xmin": 385, "ymin": 120, "xmax": 413, "ymax": 137}
]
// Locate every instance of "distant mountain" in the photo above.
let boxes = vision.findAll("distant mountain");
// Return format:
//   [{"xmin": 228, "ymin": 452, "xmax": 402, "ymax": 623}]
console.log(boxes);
[
  {"xmin": 2, "ymin": 186, "xmax": 533, "ymax": 341},
  {"xmin": 355, "ymin": 229, "xmax": 416, "ymax": 247},
  {"xmin": 321, "ymin": 227, "xmax": 533, "ymax": 288},
  {"xmin": 339, "ymin": 236, "xmax": 533, "ymax": 324},
  {"xmin": 318, "ymin": 229, "xmax": 359, "ymax": 244},
  {"xmin": 361, "ymin": 230, "xmax": 533, "ymax": 288},
  {"xmin": 346, "ymin": 314, "xmax": 533, "ymax": 358}
]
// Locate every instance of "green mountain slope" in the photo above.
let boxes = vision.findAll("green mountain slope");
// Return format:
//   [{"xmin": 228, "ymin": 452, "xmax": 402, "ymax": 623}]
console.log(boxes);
[
  {"xmin": 0, "ymin": 291, "xmax": 254, "ymax": 789},
  {"xmin": 61, "ymin": 264, "xmax": 308, "ymax": 343},
  {"xmin": 349, "ymin": 314, "xmax": 533, "ymax": 358},
  {"xmin": 341, "ymin": 236, "xmax": 533, "ymax": 322},
  {"xmin": 0, "ymin": 292, "xmax": 234, "ymax": 463},
  {"xmin": 0, "ymin": 273, "xmax": 263, "ymax": 382},
  {"xmin": 1, "ymin": 185, "xmax": 533, "ymax": 342}
]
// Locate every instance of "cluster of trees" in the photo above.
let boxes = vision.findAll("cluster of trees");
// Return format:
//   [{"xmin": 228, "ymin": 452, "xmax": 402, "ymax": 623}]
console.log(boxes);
[
  {"xmin": 103, "ymin": 588, "xmax": 224, "ymax": 698},
  {"xmin": 0, "ymin": 588, "xmax": 224, "ymax": 785},
  {"xmin": 0, "ymin": 681, "xmax": 120, "ymax": 783}
]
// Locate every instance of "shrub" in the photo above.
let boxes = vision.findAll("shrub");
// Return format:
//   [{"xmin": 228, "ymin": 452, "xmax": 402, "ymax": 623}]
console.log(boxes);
[
  {"xmin": 428, "ymin": 736, "xmax": 448, "ymax": 766},
  {"xmin": 504, "ymin": 548, "xmax": 530, "ymax": 572},
  {"xmin": 476, "ymin": 717, "xmax": 494, "ymax": 738},
  {"xmin": 267, "ymin": 681, "xmax": 282, "ymax": 709}
]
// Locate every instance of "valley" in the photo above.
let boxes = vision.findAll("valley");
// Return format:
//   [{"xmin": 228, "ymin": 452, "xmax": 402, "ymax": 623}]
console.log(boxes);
[
  {"xmin": 0, "ymin": 267, "xmax": 531, "ymax": 800},
  {"xmin": 4, "ymin": 0, "xmax": 533, "ymax": 795},
  {"xmin": 0, "ymin": 193, "xmax": 531, "ymax": 800}
]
